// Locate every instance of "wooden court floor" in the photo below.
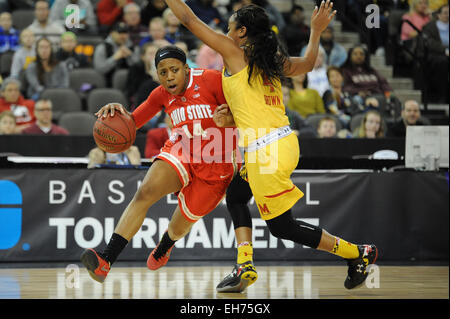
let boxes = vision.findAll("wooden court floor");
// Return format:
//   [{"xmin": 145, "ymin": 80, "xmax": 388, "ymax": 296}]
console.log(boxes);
[{"xmin": 0, "ymin": 265, "xmax": 448, "ymax": 299}]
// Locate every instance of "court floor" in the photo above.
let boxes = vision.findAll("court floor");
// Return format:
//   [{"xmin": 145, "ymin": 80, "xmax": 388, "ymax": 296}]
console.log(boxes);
[{"xmin": 0, "ymin": 264, "xmax": 448, "ymax": 299}]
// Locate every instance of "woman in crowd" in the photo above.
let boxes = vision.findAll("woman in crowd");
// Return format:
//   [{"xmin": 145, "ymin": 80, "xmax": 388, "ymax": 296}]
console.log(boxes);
[
  {"xmin": 287, "ymin": 72, "xmax": 325, "ymax": 118},
  {"xmin": 25, "ymin": 37, "xmax": 69, "ymax": 100},
  {"xmin": 353, "ymin": 110, "xmax": 385, "ymax": 138}
]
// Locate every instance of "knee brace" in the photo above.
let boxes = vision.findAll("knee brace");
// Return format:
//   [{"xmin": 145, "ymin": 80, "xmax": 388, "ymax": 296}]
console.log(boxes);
[
  {"xmin": 266, "ymin": 210, "xmax": 322, "ymax": 249},
  {"xmin": 226, "ymin": 173, "xmax": 253, "ymax": 229}
]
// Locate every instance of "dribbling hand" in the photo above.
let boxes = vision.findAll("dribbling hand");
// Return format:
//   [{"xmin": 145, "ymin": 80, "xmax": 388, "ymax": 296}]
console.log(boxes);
[{"xmin": 95, "ymin": 103, "xmax": 128, "ymax": 118}]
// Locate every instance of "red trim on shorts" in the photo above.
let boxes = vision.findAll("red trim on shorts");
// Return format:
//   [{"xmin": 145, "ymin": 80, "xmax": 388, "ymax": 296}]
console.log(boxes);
[{"xmin": 264, "ymin": 185, "xmax": 296, "ymax": 199}]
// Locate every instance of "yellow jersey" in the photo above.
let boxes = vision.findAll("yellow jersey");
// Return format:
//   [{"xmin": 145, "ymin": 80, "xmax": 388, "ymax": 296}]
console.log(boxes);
[{"xmin": 222, "ymin": 65, "xmax": 290, "ymax": 147}]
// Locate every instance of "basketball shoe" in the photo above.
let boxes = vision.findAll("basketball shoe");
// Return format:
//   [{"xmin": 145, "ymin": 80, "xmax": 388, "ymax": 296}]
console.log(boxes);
[
  {"xmin": 344, "ymin": 244, "xmax": 378, "ymax": 289},
  {"xmin": 147, "ymin": 245, "xmax": 174, "ymax": 270},
  {"xmin": 80, "ymin": 248, "xmax": 110, "ymax": 283},
  {"xmin": 216, "ymin": 261, "xmax": 258, "ymax": 293}
]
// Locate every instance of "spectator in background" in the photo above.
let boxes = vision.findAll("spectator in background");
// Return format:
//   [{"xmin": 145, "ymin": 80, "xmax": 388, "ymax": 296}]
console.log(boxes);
[
  {"xmin": 175, "ymin": 41, "xmax": 198, "ymax": 68},
  {"xmin": 215, "ymin": 0, "xmax": 231, "ymax": 17},
  {"xmin": 225, "ymin": 0, "xmax": 244, "ymax": 21},
  {"xmin": 319, "ymin": 26, "xmax": 347, "ymax": 67},
  {"xmin": 96, "ymin": 0, "xmax": 133, "ymax": 32},
  {"xmin": 163, "ymin": 8, "xmax": 183, "ymax": 44},
  {"xmin": 22, "ymin": 99, "xmax": 69, "ymax": 135},
  {"xmin": 364, "ymin": 0, "xmax": 392, "ymax": 56},
  {"xmin": 196, "ymin": 42, "xmax": 223, "ymax": 71},
  {"xmin": 139, "ymin": 17, "xmax": 174, "ymax": 46},
  {"xmin": 123, "ymin": 3, "xmax": 147, "ymax": 46},
  {"xmin": 280, "ymin": 4, "xmax": 310, "ymax": 56},
  {"xmin": 0, "ymin": 78, "xmax": 35, "ymax": 130},
  {"xmin": 387, "ymin": 99, "xmax": 425, "ymax": 137},
  {"xmin": 126, "ymin": 42, "xmax": 159, "ymax": 108},
  {"xmin": 55, "ymin": 31, "xmax": 90, "ymax": 71},
  {"xmin": 141, "ymin": 0, "xmax": 168, "ymax": 26},
  {"xmin": 401, "ymin": 0, "xmax": 431, "ymax": 41},
  {"xmin": 186, "ymin": 0, "xmax": 226, "ymax": 30},
  {"xmin": 87, "ymin": 146, "xmax": 141, "ymax": 168},
  {"xmin": 93, "ymin": 22, "xmax": 140, "ymax": 87},
  {"xmin": 304, "ymin": 47, "xmax": 330, "ymax": 96},
  {"xmin": 322, "ymin": 66, "xmax": 362, "ymax": 127},
  {"xmin": 317, "ymin": 116, "xmax": 337, "ymax": 138},
  {"xmin": 421, "ymin": 4, "xmax": 449, "ymax": 103},
  {"xmin": 287, "ymin": 73, "xmax": 325, "ymax": 118},
  {"xmin": 0, "ymin": 12, "xmax": 20, "ymax": 54},
  {"xmin": 242, "ymin": 0, "xmax": 285, "ymax": 32},
  {"xmin": 27, "ymin": 0, "xmax": 65, "ymax": 49},
  {"xmin": 352, "ymin": 110, "xmax": 385, "ymax": 138},
  {"xmin": 281, "ymin": 78, "xmax": 317, "ymax": 137},
  {"xmin": 49, "ymin": 0, "xmax": 98, "ymax": 35},
  {"xmin": 25, "ymin": 37, "xmax": 69, "ymax": 100},
  {"xmin": 10, "ymin": 29, "xmax": 36, "ymax": 79},
  {"xmin": 341, "ymin": 45, "xmax": 393, "ymax": 107},
  {"xmin": 145, "ymin": 113, "xmax": 172, "ymax": 158},
  {"xmin": 0, "ymin": 110, "xmax": 17, "ymax": 135}
]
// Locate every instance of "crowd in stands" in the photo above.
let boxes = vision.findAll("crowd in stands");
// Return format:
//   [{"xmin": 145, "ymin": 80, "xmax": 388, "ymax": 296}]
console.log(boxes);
[
  {"xmin": 331, "ymin": 0, "xmax": 448, "ymax": 104},
  {"xmin": 0, "ymin": 0, "xmax": 448, "ymax": 158}
]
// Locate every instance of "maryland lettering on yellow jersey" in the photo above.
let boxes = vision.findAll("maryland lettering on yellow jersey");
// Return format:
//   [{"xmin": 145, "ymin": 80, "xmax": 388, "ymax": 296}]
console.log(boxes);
[{"xmin": 222, "ymin": 66, "xmax": 290, "ymax": 147}]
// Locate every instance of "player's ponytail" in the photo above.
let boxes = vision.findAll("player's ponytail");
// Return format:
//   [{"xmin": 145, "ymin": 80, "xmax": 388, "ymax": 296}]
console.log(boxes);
[{"xmin": 234, "ymin": 4, "xmax": 289, "ymax": 85}]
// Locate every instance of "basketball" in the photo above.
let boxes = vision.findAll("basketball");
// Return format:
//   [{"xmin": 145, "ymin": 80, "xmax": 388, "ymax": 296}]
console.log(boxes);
[{"xmin": 93, "ymin": 112, "xmax": 136, "ymax": 153}]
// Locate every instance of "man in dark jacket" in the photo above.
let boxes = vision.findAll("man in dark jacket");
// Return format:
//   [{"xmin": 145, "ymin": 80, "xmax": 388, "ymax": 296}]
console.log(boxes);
[
  {"xmin": 280, "ymin": 5, "xmax": 310, "ymax": 56},
  {"xmin": 387, "ymin": 100, "xmax": 426, "ymax": 137},
  {"xmin": 93, "ymin": 22, "xmax": 139, "ymax": 86}
]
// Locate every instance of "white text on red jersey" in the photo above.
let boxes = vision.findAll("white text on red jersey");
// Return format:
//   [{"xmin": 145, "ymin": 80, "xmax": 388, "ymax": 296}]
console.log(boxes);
[{"xmin": 170, "ymin": 104, "xmax": 214, "ymax": 127}]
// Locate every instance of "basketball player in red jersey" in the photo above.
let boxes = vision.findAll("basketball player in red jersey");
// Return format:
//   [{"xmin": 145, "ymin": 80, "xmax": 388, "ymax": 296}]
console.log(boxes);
[{"xmin": 80, "ymin": 46, "xmax": 239, "ymax": 282}]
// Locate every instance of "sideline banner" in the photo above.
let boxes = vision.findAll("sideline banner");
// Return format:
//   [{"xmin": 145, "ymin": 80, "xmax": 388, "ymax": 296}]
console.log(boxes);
[{"xmin": 0, "ymin": 169, "xmax": 448, "ymax": 262}]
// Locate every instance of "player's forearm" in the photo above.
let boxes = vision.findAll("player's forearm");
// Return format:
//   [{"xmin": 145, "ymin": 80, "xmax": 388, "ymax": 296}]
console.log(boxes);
[
  {"xmin": 285, "ymin": 30, "xmax": 321, "ymax": 76},
  {"xmin": 164, "ymin": 0, "xmax": 197, "ymax": 28},
  {"xmin": 301, "ymin": 29, "xmax": 321, "ymax": 71}
]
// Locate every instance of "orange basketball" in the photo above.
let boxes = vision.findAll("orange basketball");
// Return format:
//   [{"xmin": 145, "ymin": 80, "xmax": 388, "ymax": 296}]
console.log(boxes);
[{"xmin": 93, "ymin": 112, "xmax": 136, "ymax": 154}]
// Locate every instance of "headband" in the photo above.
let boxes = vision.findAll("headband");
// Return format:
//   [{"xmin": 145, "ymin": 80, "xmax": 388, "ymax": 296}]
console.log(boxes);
[{"xmin": 154, "ymin": 45, "xmax": 187, "ymax": 67}]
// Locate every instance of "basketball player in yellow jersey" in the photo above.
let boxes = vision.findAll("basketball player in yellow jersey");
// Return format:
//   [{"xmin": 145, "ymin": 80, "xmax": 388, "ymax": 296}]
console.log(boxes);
[{"xmin": 164, "ymin": 0, "xmax": 378, "ymax": 291}]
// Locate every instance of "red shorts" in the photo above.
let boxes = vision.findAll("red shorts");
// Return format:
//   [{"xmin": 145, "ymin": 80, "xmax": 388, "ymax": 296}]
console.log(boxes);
[{"xmin": 156, "ymin": 144, "xmax": 239, "ymax": 222}]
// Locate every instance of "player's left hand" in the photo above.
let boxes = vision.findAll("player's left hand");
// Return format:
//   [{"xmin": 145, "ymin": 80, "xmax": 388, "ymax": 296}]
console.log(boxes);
[
  {"xmin": 311, "ymin": 0, "xmax": 336, "ymax": 33},
  {"xmin": 213, "ymin": 104, "xmax": 235, "ymax": 127}
]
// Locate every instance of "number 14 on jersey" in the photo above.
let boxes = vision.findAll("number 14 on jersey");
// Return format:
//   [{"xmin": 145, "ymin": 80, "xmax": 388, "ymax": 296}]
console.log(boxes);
[{"xmin": 182, "ymin": 122, "xmax": 207, "ymax": 138}]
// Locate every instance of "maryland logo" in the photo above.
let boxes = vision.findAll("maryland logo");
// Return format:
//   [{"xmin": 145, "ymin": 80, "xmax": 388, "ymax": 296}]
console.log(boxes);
[
  {"xmin": 262, "ymin": 75, "xmax": 275, "ymax": 93},
  {"xmin": 257, "ymin": 203, "xmax": 270, "ymax": 215}
]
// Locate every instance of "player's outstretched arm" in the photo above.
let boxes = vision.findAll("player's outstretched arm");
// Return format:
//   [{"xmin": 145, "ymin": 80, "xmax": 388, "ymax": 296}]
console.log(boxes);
[
  {"xmin": 164, "ymin": 0, "xmax": 238, "ymax": 61},
  {"xmin": 284, "ymin": 0, "xmax": 336, "ymax": 77}
]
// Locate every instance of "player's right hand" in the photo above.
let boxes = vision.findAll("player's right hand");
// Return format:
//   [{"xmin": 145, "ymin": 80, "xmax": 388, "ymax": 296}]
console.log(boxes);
[{"xmin": 95, "ymin": 103, "xmax": 128, "ymax": 118}]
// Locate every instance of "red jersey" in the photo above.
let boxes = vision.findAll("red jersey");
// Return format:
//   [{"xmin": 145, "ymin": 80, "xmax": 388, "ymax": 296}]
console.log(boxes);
[
  {"xmin": 0, "ymin": 96, "xmax": 35, "ymax": 126},
  {"xmin": 132, "ymin": 69, "xmax": 237, "ymax": 163}
]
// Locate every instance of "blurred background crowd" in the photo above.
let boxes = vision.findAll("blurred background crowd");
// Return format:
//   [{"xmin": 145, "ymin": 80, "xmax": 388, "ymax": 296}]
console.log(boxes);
[{"xmin": 0, "ymin": 0, "xmax": 448, "ymax": 155}]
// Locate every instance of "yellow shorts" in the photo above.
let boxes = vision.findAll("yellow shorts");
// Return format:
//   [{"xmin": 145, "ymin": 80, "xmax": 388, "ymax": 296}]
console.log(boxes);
[{"xmin": 244, "ymin": 133, "xmax": 304, "ymax": 220}]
